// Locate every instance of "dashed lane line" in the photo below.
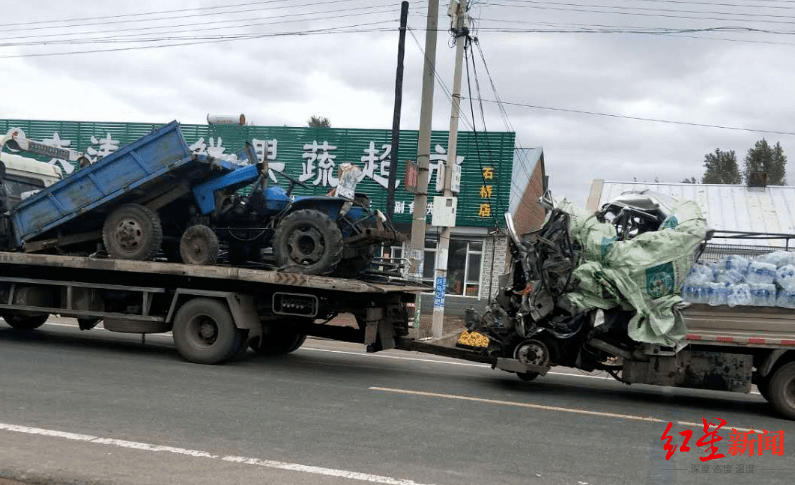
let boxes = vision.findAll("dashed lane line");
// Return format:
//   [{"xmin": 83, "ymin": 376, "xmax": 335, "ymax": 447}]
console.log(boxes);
[{"xmin": 369, "ymin": 387, "xmax": 757, "ymax": 432}]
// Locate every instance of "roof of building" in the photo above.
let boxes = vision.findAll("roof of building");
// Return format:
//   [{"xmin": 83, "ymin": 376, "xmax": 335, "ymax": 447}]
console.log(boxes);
[
  {"xmin": 588, "ymin": 180, "xmax": 795, "ymax": 246},
  {"xmin": 510, "ymin": 147, "xmax": 544, "ymax": 214}
]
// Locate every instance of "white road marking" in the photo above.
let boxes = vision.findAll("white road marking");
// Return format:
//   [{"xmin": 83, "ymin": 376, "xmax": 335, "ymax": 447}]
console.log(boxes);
[
  {"xmin": 223, "ymin": 456, "xmax": 434, "ymax": 485},
  {"xmin": 0, "ymin": 422, "xmax": 435, "ymax": 485},
  {"xmin": 40, "ymin": 322, "xmax": 761, "ymax": 394},
  {"xmin": 370, "ymin": 386, "xmax": 665, "ymax": 422},
  {"xmin": 369, "ymin": 387, "xmax": 759, "ymax": 432}
]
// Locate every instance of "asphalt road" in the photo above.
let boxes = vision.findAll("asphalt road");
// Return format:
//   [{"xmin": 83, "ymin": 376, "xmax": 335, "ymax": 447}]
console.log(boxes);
[{"xmin": 0, "ymin": 317, "xmax": 793, "ymax": 485}]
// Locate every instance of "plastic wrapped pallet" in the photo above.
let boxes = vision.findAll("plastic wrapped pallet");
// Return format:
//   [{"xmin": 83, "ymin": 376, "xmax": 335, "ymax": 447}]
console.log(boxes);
[
  {"xmin": 746, "ymin": 261, "xmax": 777, "ymax": 285},
  {"xmin": 749, "ymin": 283, "xmax": 777, "ymax": 307},
  {"xmin": 775, "ymin": 265, "xmax": 795, "ymax": 292}
]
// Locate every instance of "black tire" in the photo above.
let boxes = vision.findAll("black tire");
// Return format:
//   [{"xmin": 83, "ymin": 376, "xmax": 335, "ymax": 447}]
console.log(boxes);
[
  {"xmin": 180, "ymin": 225, "xmax": 219, "ymax": 265},
  {"xmin": 172, "ymin": 298, "xmax": 241, "ymax": 364},
  {"xmin": 517, "ymin": 372, "xmax": 540, "ymax": 382},
  {"xmin": 757, "ymin": 375, "xmax": 771, "ymax": 402},
  {"xmin": 767, "ymin": 361, "xmax": 795, "ymax": 420},
  {"xmin": 103, "ymin": 204, "xmax": 163, "ymax": 260},
  {"xmin": 334, "ymin": 245, "xmax": 376, "ymax": 279},
  {"xmin": 251, "ymin": 331, "xmax": 307, "ymax": 356},
  {"xmin": 273, "ymin": 209, "xmax": 343, "ymax": 275},
  {"xmin": 1, "ymin": 312, "xmax": 48, "ymax": 330}
]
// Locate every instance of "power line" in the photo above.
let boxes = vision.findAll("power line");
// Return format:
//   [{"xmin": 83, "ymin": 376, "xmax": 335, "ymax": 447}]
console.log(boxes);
[
  {"xmin": 480, "ymin": 0, "xmax": 795, "ymax": 26},
  {"xmin": 0, "ymin": 0, "xmax": 425, "ymax": 32},
  {"xmin": 472, "ymin": 98, "xmax": 795, "ymax": 136},
  {"xmin": 484, "ymin": 0, "xmax": 795, "ymax": 21},
  {"xmin": 0, "ymin": 22, "xmax": 396, "ymax": 59},
  {"xmin": 0, "ymin": 8, "xmax": 402, "ymax": 47}
]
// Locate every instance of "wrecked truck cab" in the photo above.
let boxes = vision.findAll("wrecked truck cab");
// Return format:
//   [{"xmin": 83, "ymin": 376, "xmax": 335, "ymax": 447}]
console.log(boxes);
[{"xmin": 465, "ymin": 190, "xmax": 708, "ymax": 378}]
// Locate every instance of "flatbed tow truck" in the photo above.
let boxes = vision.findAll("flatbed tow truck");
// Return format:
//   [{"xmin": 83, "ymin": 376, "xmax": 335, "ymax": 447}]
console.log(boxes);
[{"xmin": 0, "ymin": 248, "xmax": 545, "ymax": 376}]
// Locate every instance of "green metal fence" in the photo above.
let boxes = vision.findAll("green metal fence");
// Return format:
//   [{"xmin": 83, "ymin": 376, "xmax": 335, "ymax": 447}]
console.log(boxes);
[{"xmin": 0, "ymin": 119, "xmax": 514, "ymax": 227}]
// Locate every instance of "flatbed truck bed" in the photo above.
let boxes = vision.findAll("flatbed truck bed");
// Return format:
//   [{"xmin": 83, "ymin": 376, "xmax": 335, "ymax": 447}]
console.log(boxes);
[{"xmin": 0, "ymin": 251, "xmax": 420, "ymax": 364}]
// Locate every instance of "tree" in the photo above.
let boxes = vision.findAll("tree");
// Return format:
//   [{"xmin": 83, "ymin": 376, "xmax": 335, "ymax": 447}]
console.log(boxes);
[
  {"xmin": 307, "ymin": 115, "xmax": 331, "ymax": 128},
  {"xmin": 744, "ymin": 139, "xmax": 786, "ymax": 185},
  {"xmin": 701, "ymin": 149, "xmax": 741, "ymax": 184},
  {"xmin": 681, "ymin": 177, "xmax": 697, "ymax": 184}
]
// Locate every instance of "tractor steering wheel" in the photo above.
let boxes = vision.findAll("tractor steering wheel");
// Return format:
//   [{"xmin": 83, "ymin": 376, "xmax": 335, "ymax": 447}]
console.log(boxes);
[{"xmin": 275, "ymin": 171, "xmax": 310, "ymax": 195}]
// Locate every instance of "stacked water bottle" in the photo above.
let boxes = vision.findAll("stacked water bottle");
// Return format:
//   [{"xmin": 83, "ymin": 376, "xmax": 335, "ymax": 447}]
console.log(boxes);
[{"xmin": 682, "ymin": 250, "xmax": 795, "ymax": 308}]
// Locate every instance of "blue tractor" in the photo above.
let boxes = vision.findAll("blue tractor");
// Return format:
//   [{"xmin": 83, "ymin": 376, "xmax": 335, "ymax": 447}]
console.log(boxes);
[{"xmin": 162, "ymin": 149, "xmax": 403, "ymax": 277}]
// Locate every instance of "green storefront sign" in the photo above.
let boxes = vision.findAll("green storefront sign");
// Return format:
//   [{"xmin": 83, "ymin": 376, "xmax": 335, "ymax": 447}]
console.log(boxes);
[{"xmin": 0, "ymin": 119, "xmax": 514, "ymax": 227}]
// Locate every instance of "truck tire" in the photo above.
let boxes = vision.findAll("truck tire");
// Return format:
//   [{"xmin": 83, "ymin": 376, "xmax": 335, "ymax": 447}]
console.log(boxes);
[
  {"xmin": 1, "ymin": 312, "xmax": 48, "ymax": 330},
  {"xmin": 180, "ymin": 225, "xmax": 219, "ymax": 265},
  {"xmin": 273, "ymin": 209, "xmax": 343, "ymax": 275},
  {"xmin": 172, "ymin": 298, "xmax": 241, "ymax": 365},
  {"xmin": 756, "ymin": 375, "xmax": 771, "ymax": 402},
  {"xmin": 767, "ymin": 361, "xmax": 795, "ymax": 420},
  {"xmin": 103, "ymin": 204, "xmax": 163, "ymax": 261},
  {"xmin": 251, "ymin": 332, "xmax": 307, "ymax": 356}
]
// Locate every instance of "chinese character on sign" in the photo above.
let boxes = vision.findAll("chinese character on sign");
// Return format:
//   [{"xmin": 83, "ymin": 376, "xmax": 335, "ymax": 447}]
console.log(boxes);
[
  {"xmin": 189, "ymin": 137, "xmax": 231, "ymax": 159},
  {"xmin": 394, "ymin": 201, "xmax": 405, "ymax": 214},
  {"xmin": 479, "ymin": 185, "xmax": 493, "ymax": 198},
  {"xmin": 358, "ymin": 142, "xmax": 399, "ymax": 189},
  {"xmin": 251, "ymin": 138, "xmax": 285, "ymax": 183},
  {"xmin": 42, "ymin": 132, "xmax": 76, "ymax": 174},
  {"xmin": 482, "ymin": 166, "xmax": 494, "ymax": 180},
  {"xmin": 301, "ymin": 141, "xmax": 338, "ymax": 186},
  {"xmin": 86, "ymin": 133, "xmax": 120, "ymax": 163},
  {"xmin": 478, "ymin": 203, "xmax": 491, "ymax": 218}
]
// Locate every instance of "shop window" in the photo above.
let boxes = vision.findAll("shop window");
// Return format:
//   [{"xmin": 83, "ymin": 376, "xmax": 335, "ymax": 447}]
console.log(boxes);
[{"xmin": 420, "ymin": 238, "xmax": 484, "ymax": 298}]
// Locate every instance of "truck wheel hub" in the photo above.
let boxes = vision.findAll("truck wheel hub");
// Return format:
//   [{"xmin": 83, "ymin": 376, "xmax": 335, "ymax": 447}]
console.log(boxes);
[
  {"xmin": 514, "ymin": 339, "xmax": 550, "ymax": 367},
  {"xmin": 287, "ymin": 228, "xmax": 325, "ymax": 264}
]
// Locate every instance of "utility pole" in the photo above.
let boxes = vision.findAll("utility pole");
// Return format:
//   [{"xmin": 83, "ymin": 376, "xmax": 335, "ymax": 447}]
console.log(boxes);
[
  {"xmin": 386, "ymin": 1, "xmax": 409, "ymax": 223},
  {"xmin": 407, "ymin": 0, "xmax": 439, "ymax": 336},
  {"xmin": 431, "ymin": 0, "xmax": 467, "ymax": 338}
]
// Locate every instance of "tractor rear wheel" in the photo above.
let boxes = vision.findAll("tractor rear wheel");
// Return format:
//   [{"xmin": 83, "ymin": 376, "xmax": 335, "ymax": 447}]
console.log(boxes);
[
  {"xmin": 273, "ymin": 209, "xmax": 343, "ymax": 275},
  {"xmin": 103, "ymin": 204, "xmax": 163, "ymax": 261}
]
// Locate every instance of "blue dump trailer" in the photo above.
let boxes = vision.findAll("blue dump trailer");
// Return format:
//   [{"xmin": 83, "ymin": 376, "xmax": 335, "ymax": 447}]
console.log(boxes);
[{"xmin": 2, "ymin": 121, "xmax": 245, "ymax": 260}]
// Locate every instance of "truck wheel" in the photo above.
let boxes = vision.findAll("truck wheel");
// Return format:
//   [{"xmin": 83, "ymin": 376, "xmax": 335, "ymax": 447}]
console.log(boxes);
[
  {"xmin": 273, "ymin": 209, "xmax": 343, "ymax": 275},
  {"xmin": 251, "ymin": 332, "xmax": 307, "ymax": 356},
  {"xmin": 1, "ymin": 312, "xmax": 48, "ymax": 330},
  {"xmin": 103, "ymin": 204, "xmax": 163, "ymax": 261},
  {"xmin": 172, "ymin": 298, "xmax": 241, "ymax": 364},
  {"xmin": 767, "ymin": 361, "xmax": 795, "ymax": 420},
  {"xmin": 180, "ymin": 225, "xmax": 219, "ymax": 265},
  {"xmin": 756, "ymin": 375, "xmax": 771, "ymax": 401}
]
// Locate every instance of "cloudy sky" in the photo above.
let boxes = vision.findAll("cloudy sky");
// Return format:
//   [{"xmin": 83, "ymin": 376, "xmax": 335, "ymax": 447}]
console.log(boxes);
[{"xmin": 1, "ymin": 0, "xmax": 793, "ymax": 206}]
